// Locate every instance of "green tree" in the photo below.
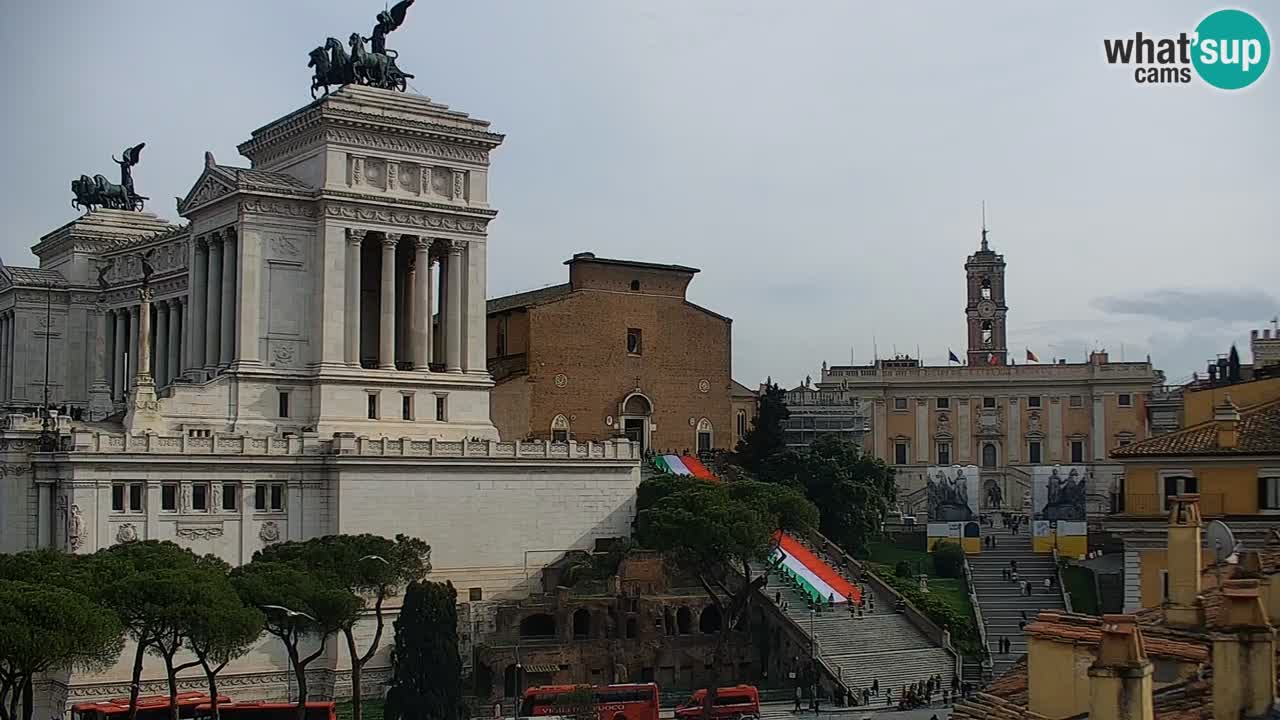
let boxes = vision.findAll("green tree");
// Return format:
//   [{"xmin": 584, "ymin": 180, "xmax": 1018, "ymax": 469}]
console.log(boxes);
[
  {"xmin": 931, "ymin": 541, "xmax": 965, "ymax": 579},
  {"xmin": 254, "ymin": 535, "xmax": 431, "ymax": 720},
  {"xmin": 0, "ymin": 579, "xmax": 123, "ymax": 720},
  {"xmin": 182, "ymin": 572, "xmax": 264, "ymax": 720},
  {"xmin": 635, "ymin": 476, "xmax": 816, "ymax": 697},
  {"xmin": 231, "ymin": 561, "xmax": 361, "ymax": 720},
  {"xmin": 386, "ymin": 581, "xmax": 462, "ymax": 720},
  {"xmin": 794, "ymin": 435, "xmax": 897, "ymax": 553},
  {"xmin": 734, "ymin": 379, "xmax": 789, "ymax": 473}
]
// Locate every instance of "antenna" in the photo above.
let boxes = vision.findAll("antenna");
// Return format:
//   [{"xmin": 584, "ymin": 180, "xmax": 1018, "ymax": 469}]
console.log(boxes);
[{"xmin": 980, "ymin": 201, "xmax": 989, "ymax": 251}]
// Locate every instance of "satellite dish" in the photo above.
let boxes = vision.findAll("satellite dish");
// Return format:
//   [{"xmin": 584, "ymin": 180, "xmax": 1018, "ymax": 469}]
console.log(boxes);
[{"xmin": 1206, "ymin": 520, "xmax": 1239, "ymax": 565}]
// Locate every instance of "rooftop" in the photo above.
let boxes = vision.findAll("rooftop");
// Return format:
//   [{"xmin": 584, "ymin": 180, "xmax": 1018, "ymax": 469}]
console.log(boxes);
[
  {"xmin": 564, "ymin": 252, "xmax": 700, "ymax": 274},
  {"xmin": 1112, "ymin": 398, "xmax": 1280, "ymax": 458},
  {"xmin": 4, "ymin": 266, "xmax": 68, "ymax": 288},
  {"xmin": 486, "ymin": 283, "xmax": 571, "ymax": 315}
]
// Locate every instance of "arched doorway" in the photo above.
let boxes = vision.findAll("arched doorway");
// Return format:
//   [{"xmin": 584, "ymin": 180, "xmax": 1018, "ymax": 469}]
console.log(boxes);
[
  {"xmin": 696, "ymin": 418, "xmax": 714, "ymax": 453},
  {"xmin": 572, "ymin": 609, "xmax": 591, "ymax": 639},
  {"xmin": 676, "ymin": 606, "xmax": 693, "ymax": 634},
  {"xmin": 503, "ymin": 664, "xmax": 521, "ymax": 698},
  {"xmin": 982, "ymin": 442, "xmax": 998, "ymax": 468},
  {"xmin": 621, "ymin": 393, "xmax": 652, "ymax": 452},
  {"xmin": 551, "ymin": 414, "xmax": 570, "ymax": 443},
  {"xmin": 700, "ymin": 605, "xmax": 722, "ymax": 634}
]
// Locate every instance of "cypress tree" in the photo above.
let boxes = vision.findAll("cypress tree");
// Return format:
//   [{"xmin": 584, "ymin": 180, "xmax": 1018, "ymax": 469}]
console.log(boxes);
[{"xmin": 387, "ymin": 581, "xmax": 462, "ymax": 720}]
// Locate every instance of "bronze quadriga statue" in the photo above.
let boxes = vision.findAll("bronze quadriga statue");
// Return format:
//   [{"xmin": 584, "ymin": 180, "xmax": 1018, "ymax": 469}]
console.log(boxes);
[
  {"xmin": 309, "ymin": 0, "xmax": 417, "ymax": 97},
  {"xmin": 71, "ymin": 143, "xmax": 148, "ymax": 213}
]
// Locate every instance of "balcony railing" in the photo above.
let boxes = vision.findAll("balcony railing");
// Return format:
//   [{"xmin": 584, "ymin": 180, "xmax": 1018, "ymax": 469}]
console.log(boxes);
[{"xmin": 1110, "ymin": 493, "xmax": 1225, "ymax": 517}]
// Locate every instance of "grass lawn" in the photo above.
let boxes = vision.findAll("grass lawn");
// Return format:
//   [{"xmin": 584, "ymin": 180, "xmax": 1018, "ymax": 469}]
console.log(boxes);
[
  {"xmin": 1063, "ymin": 565, "xmax": 1100, "ymax": 615},
  {"xmin": 336, "ymin": 699, "xmax": 384, "ymax": 720},
  {"xmin": 864, "ymin": 541, "xmax": 974, "ymax": 616}
]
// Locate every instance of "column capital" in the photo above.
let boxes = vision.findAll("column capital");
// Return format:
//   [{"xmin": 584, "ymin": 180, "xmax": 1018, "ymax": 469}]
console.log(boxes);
[
  {"xmin": 383, "ymin": 233, "xmax": 402, "ymax": 247},
  {"xmin": 443, "ymin": 238, "xmax": 464, "ymax": 256},
  {"xmin": 414, "ymin": 236, "xmax": 433, "ymax": 251},
  {"xmin": 138, "ymin": 287, "xmax": 154, "ymax": 304},
  {"xmin": 195, "ymin": 234, "xmax": 209, "ymax": 251},
  {"xmin": 347, "ymin": 228, "xmax": 368, "ymax": 246}
]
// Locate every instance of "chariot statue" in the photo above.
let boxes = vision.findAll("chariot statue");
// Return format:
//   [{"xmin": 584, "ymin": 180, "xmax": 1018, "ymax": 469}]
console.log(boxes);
[
  {"xmin": 71, "ymin": 143, "xmax": 148, "ymax": 213},
  {"xmin": 309, "ymin": 0, "xmax": 417, "ymax": 97}
]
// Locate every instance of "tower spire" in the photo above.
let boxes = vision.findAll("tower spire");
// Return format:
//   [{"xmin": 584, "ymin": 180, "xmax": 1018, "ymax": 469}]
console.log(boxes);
[{"xmin": 980, "ymin": 201, "xmax": 989, "ymax": 251}]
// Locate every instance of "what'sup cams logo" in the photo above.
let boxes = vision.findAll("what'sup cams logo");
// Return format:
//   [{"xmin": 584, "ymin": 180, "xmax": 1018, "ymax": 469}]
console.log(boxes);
[{"xmin": 1104, "ymin": 9, "xmax": 1270, "ymax": 89}]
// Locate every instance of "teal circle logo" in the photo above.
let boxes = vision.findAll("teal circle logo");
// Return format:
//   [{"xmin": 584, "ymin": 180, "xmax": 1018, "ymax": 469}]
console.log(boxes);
[{"xmin": 1192, "ymin": 9, "xmax": 1270, "ymax": 89}]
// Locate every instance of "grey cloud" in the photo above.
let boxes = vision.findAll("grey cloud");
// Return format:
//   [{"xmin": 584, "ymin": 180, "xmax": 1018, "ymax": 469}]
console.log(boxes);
[{"xmin": 1092, "ymin": 289, "xmax": 1278, "ymax": 324}]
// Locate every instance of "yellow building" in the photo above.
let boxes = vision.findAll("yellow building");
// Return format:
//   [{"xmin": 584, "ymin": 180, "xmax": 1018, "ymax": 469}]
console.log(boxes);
[
  {"xmin": 805, "ymin": 236, "xmax": 1161, "ymax": 517},
  {"xmin": 1106, "ymin": 393, "xmax": 1280, "ymax": 611}
]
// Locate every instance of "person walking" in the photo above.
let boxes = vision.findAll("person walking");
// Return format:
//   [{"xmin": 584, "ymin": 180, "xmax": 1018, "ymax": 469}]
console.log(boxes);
[
  {"xmin": 1044, "ymin": 576, "xmax": 1053, "ymax": 594},
  {"xmin": 794, "ymin": 685, "xmax": 802, "ymax": 713},
  {"xmin": 810, "ymin": 684, "xmax": 819, "ymax": 715},
  {"xmin": 872, "ymin": 678, "xmax": 879, "ymax": 696}
]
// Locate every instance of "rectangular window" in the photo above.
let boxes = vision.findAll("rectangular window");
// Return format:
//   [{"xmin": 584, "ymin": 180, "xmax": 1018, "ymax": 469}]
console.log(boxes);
[
  {"xmin": 192, "ymin": 483, "xmax": 209, "ymax": 512},
  {"xmin": 1070, "ymin": 395, "xmax": 1083, "ymax": 408},
  {"xmin": 626, "ymin": 328, "xmax": 643, "ymax": 355},
  {"xmin": 402, "ymin": 394, "xmax": 414, "ymax": 421},
  {"xmin": 1071, "ymin": 440, "xmax": 1085, "ymax": 463},
  {"xmin": 112, "ymin": 483, "xmax": 125, "ymax": 513},
  {"xmin": 278, "ymin": 391, "xmax": 290, "ymax": 418},
  {"xmin": 894, "ymin": 397, "xmax": 908, "ymax": 410},
  {"xmin": 1027, "ymin": 395, "xmax": 1041, "ymax": 409},
  {"xmin": 271, "ymin": 484, "xmax": 285, "ymax": 512},
  {"xmin": 254, "ymin": 483, "xmax": 286, "ymax": 512},
  {"xmin": 894, "ymin": 441, "xmax": 909, "ymax": 465},
  {"xmin": 254, "ymin": 484, "xmax": 267, "ymax": 512},
  {"xmin": 469, "ymin": 587, "xmax": 483, "ymax": 602},
  {"xmin": 1028, "ymin": 441, "xmax": 1042, "ymax": 464},
  {"xmin": 1118, "ymin": 439, "xmax": 1132, "ymax": 447},
  {"xmin": 1161, "ymin": 570, "xmax": 1169, "ymax": 601},
  {"xmin": 937, "ymin": 442, "xmax": 951, "ymax": 465},
  {"xmin": 1118, "ymin": 393, "xmax": 1132, "ymax": 407},
  {"xmin": 436, "ymin": 395, "xmax": 447, "ymax": 422},
  {"xmin": 129, "ymin": 483, "xmax": 143, "ymax": 512},
  {"xmin": 161, "ymin": 484, "xmax": 177, "ymax": 512},
  {"xmin": 1161, "ymin": 474, "xmax": 1197, "ymax": 510},
  {"xmin": 222, "ymin": 483, "xmax": 238, "ymax": 511},
  {"xmin": 1260, "ymin": 476, "xmax": 1280, "ymax": 511},
  {"xmin": 936, "ymin": 397, "xmax": 950, "ymax": 410},
  {"xmin": 983, "ymin": 397, "xmax": 996, "ymax": 409},
  {"xmin": 367, "ymin": 393, "xmax": 379, "ymax": 420}
]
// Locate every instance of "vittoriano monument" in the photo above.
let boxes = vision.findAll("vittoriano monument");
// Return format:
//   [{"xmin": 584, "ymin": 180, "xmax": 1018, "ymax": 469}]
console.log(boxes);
[
  {"xmin": 70, "ymin": 142, "xmax": 148, "ymax": 212},
  {"xmin": 309, "ymin": 0, "xmax": 417, "ymax": 97}
]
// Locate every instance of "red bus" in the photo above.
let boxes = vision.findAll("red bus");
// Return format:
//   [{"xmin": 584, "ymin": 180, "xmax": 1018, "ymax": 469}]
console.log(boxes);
[
  {"xmin": 674, "ymin": 686, "xmax": 761, "ymax": 720},
  {"xmin": 72, "ymin": 693, "xmax": 230, "ymax": 720},
  {"xmin": 519, "ymin": 684, "xmax": 659, "ymax": 720},
  {"xmin": 195, "ymin": 702, "xmax": 336, "ymax": 720}
]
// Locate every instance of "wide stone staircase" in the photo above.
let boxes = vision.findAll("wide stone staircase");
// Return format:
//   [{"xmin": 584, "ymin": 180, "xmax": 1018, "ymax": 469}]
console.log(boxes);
[
  {"xmin": 755, "ymin": 556, "xmax": 956, "ymax": 694},
  {"xmin": 968, "ymin": 525, "xmax": 1067, "ymax": 676}
]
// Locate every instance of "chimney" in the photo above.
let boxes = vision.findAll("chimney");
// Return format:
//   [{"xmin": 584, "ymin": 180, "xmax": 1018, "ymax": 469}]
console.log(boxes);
[
  {"xmin": 1088, "ymin": 615, "xmax": 1154, "ymax": 720},
  {"xmin": 1215, "ymin": 395, "xmax": 1240, "ymax": 450},
  {"xmin": 1212, "ymin": 579, "xmax": 1276, "ymax": 720},
  {"xmin": 1166, "ymin": 494, "xmax": 1204, "ymax": 627}
]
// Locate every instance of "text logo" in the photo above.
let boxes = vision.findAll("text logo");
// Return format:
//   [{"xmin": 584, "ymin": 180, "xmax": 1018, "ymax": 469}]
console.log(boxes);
[{"xmin": 1103, "ymin": 9, "xmax": 1270, "ymax": 89}]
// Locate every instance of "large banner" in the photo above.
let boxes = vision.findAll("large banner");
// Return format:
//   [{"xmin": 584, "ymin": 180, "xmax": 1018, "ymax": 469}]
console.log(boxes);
[
  {"xmin": 1032, "ymin": 465, "xmax": 1089, "ymax": 522},
  {"xmin": 926, "ymin": 465, "xmax": 980, "ymax": 522}
]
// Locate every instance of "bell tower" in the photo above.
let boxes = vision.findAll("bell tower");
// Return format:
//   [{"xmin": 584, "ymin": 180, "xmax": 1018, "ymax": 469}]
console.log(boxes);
[{"xmin": 965, "ymin": 216, "xmax": 1008, "ymax": 365}]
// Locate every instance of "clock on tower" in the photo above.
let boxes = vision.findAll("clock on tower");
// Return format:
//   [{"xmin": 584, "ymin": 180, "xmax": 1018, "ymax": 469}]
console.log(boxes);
[{"xmin": 965, "ymin": 226, "xmax": 1008, "ymax": 365}]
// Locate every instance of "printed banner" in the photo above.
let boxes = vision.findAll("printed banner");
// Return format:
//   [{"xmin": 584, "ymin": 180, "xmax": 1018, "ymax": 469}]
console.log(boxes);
[
  {"xmin": 1031, "ymin": 465, "xmax": 1089, "ymax": 522},
  {"xmin": 926, "ymin": 465, "xmax": 980, "ymax": 522}
]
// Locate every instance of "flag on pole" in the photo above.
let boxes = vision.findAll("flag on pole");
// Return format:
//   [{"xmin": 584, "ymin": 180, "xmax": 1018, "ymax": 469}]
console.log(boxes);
[
  {"xmin": 948, "ymin": 349, "xmax": 960, "ymax": 364},
  {"xmin": 1026, "ymin": 348, "xmax": 1040, "ymax": 363},
  {"xmin": 988, "ymin": 353, "xmax": 999, "ymax": 366}
]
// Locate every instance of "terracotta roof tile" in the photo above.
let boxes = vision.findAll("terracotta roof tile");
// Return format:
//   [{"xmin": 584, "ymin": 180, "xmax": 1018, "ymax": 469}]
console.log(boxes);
[
  {"xmin": 486, "ymin": 283, "xmax": 571, "ymax": 315},
  {"xmin": 1113, "ymin": 398, "xmax": 1280, "ymax": 457},
  {"xmin": 1025, "ymin": 612, "xmax": 1209, "ymax": 663}
]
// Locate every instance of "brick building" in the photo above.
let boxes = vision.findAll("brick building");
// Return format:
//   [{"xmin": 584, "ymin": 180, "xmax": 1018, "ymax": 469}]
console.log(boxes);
[{"xmin": 486, "ymin": 253, "xmax": 738, "ymax": 453}]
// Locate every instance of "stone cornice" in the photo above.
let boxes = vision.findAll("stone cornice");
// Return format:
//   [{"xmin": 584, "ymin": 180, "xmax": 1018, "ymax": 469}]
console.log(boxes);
[
  {"xmin": 321, "ymin": 201, "xmax": 490, "ymax": 236},
  {"xmin": 239, "ymin": 197, "xmax": 319, "ymax": 220},
  {"xmin": 320, "ymin": 189, "xmax": 497, "ymax": 218}
]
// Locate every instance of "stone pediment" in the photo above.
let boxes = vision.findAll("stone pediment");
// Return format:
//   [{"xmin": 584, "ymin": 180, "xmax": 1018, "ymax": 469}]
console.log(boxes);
[{"xmin": 178, "ymin": 166, "xmax": 238, "ymax": 215}]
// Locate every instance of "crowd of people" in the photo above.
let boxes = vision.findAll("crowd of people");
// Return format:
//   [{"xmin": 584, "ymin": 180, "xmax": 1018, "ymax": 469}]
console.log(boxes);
[{"xmin": 792, "ymin": 673, "xmax": 975, "ymax": 713}]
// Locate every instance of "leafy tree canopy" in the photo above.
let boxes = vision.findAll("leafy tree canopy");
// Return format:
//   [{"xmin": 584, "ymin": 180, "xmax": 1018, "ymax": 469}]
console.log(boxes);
[
  {"xmin": 0, "ymin": 579, "xmax": 123, "ymax": 677},
  {"xmin": 230, "ymin": 561, "xmax": 360, "ymax": 637},
  {"xmin": 734, "ymin": 380, "xmax": 790, "ymax": 473},
  {"xmin": 253, "ymin": 534, "xmax": 431, "ymax": 602}
]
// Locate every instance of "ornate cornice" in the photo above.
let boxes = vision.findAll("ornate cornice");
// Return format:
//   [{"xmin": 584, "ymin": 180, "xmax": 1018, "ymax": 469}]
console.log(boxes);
[
  {"xmin": 324, "ymin": 127, "xmax": 490, "ymax": 165},
  {"xmin": 239, "ymin": 197, "xmax": 318, "ymax": 219},
  {"xmin": 322, "ymin": 202, "xmax": 489, "ymax": 235},
  {"xmin": 321, "ymin": 189, "xmax": 497, "ymax": 218},
  {"xmin": 326, "ymin": 109, "xmax": 504, "ymax": 147}
]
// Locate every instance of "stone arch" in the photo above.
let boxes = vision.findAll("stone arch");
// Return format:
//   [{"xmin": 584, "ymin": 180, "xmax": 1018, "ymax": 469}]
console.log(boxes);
[
  {"xmin": 699, "ymin": 605, "xmax": 722, "ymax": 634},
  {"xmin": 676, "ymin": 606, "xmax": 693, "ymax": 634},
  {"xmin": 696, "ymin": 417, "xmax": 714, "ymax": 453},
  {"xmin": 982, "ymin": 442, "xmax": 998, "ymax": 468},
  {"xmin": 622, "ymin": 392, "xmax": 653, "ymax": 416},
  {"xmin": 980, "ymin": 320, "xmax": 994, "ymax": 346},
  {"xmin": 519, "ymin": 613, "xmax": 556, "ymax": 638},
  {"xmin": 572, "ymin": 608, "xmax": 591, "ymax": 639},
  {"xmin": 503, "ymin": 664, "xmax": 520, "ymax": 697},
  {"xmin": 551, "ymin": 414, "xmax": 571, "ymax": 443}
]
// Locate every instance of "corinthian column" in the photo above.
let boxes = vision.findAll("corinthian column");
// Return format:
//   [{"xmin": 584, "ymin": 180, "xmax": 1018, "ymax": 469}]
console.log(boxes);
[
  {"xmin": 413, "ymin": 238, "xmax": 432, "ymax": 370},
  {"xmin": 345, "ymin": 229, "xmax": 366, "ymax": 366},
  {"xmin": 205, "ymin": 232, "xmax": 223, "ymax": 372},
  {"xmin": 155, "ymin": 302, "xmax": 170, "ymax": 387},
  {"xmin": 219, "ymin": 228, "xmax": 237, "ymax": 368},
  {"xmin": 189, "ymin": 237, "xmax": 208, "ymax": 378},
  {"xmin": 136, "ymin": 289, "xmax": 154, "ymax": 383},
  {"xmin": 378, "ymin": 233, "xmax": 400, "ymax": 370},
  {"xmin": 167, "ymin": 299, "xmax": 182, "ymax": 386},
  {"xmin": 114, "ymin": 309, "xmax": 127, "ymax": 399},
  {"xmin": 445, "ymin": 240, "xmax": 464, "ymax": 373}
]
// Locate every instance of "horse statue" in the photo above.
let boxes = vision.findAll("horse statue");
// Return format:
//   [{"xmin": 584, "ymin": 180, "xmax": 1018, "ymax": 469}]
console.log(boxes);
[
  {"xmin": 71, "ymin": 174, "xmax": 99, "ymax": 212},
  {"xmin": 307, "ymin": 1, "xmax": 416, "ymax": 95},
  {"xmin": 70, "ymin": 143, "xmax": 147, "ymax": 213},
  {"xmin": 348, "ymin": 33, "xmax": 390, "ymax": 88}
]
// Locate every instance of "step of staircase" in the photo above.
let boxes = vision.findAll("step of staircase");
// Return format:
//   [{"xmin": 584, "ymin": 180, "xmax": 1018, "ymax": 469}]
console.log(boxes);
[{"xmin": 968, "ymin": 526, "xmax": 1067, "ymax": 677}]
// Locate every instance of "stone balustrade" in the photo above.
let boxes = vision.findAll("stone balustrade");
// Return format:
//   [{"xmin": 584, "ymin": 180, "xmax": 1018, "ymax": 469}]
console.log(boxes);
[{"xmin": 60, "ymin": 429, "xmax": 639, "ymax": 460}]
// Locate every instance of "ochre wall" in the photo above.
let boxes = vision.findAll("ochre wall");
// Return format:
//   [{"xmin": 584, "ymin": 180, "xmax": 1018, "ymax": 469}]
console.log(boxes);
[
  {"xmin": 1138, "ymin": 548, "xmax": 1216, "ymax": 609},
  {"xmin": 1122, "ymin": 462, "xmax": 1271, "ymax": 517},
  {"xmin": 1184, "ymin": 378, "xmax": 1280, "ymax": 425}
]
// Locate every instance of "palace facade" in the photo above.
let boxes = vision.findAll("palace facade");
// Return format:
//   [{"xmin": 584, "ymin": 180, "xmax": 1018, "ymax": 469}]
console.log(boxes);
[{"xmin": 0, "ymin": 85, "xmax": 641, "ymax": 713}]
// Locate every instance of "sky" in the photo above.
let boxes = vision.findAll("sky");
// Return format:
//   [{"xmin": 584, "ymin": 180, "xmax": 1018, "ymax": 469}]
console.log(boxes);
[{"xmin": 1, "ymin": 1, "xmax": 1276, "ymax": 388}]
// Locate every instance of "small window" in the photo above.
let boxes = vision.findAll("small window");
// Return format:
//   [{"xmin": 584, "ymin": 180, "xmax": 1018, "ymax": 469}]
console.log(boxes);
[
  {"xmin": 161, "ymin": 484, "xmax": 177, "ymax": 512},
  {"xmin": 937, "ymin": 442, "xmax": 951, "ymax": 466},
  {"xmin": 1117, "ymin": 439, "xmax": 1132, "ymax": 447},
  {"xmin": 936, "ymin": 397, "xmax": 950, "ymax": 410},
  {"xmin": 626, "ymin": 328, "xmax": 643, "ymax": 355},
  {"xmin": 112, "ymin": 483, "xmax": 125, "ymax": 513},
  {"xmin": 980, "ymin": 276, "xmax": 992, "ymax": 300},
  {"xmin": 129, "ymin": 483, "xmax": 143, "ymax": 512},
  {"xmin": 1027, "ymin": 395, "xmax": 1041, "ymax": 409},
  {"xmin": 402, "ymin": 394, "xmax": 414, "ymax": 421},
  {"xmin": 1070, "ymin": 395, "xmax": 1083, "ymax": 408},
  {"xmin": 255, "ymin": 483, "xmax": 286, "ymax": 512},
  {"xmin": 1071, "ymin": 440, "xmax": 1085, "ymax": 463},
  {"xmin": 894, "ymin": 441, "xmax": 909, "ymax": 465},
  {"xmin": 551, "ymin": 414, "xmax": 570, "ymax": 443},
  {"xmin": 254, "ymin": 484, "xmax": 267, "ymax": 512},
  {"xmin": 192, "ymin": 483, "xmax": 209, "ymax": 512},
  {"xmin": 436, "ymin": 395, "xmax": 448, "ymax": 422},
  {"xmin": 278, "ymin": 391, "xmax": 290, "ymax": 418},
  {"xmin": 980, "ymin": 320, "xmax": 994, "ymax": 346},
  {"xmin": 736, "ymin": 410, "xmax": 747, "ymax": 438},
  {"xmin": 1161, "ymin": 570, "xmax": 1169, "ymax": 601},
  {"xmin": 367, "ymin": 393, "xmax": 379, "ymax": 420},
  {"xmin": 1028, "ymin": 441, "xmax": 1042, "ymax": 464},
  {"xmin": 983, "ymin": 397, "xmax": 996, "ymax": 409},
  {"xmin": 1118, "ymin": 393, "xmax": 1132, "ymax": 407},
  {"xmin": 893, "ymin": 397, "xmax": 908, "ymax": 411},
  {"xmin": 1259, "ymin": 476, "xmax": 1280, "ymax": 511},
  {"xmin": 630, "ymin": 280, "xmax": 640, "ymax": 291},
  {"xmin": 222, "ymin": 483, "xmax": 238, "ymax": 511},
  {"xmin": 469, "ymin": 587, "xmax": 483, "ymax": 601},
  {"xmin": 270, "ymin": 484, "xmax": 285, "ymax": 512}
]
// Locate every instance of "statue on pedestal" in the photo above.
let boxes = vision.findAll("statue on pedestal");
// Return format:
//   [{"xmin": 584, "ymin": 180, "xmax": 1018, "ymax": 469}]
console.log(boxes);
[
  {"xmin": 309, "ymin": 0, "xmax": 416, "ymax": 97},
  {"xmin": 71, "ymin": 143, "xmax": 148, "ymax": 212}
]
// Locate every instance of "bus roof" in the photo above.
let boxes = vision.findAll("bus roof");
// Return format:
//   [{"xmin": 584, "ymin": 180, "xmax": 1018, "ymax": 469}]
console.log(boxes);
[
  {"xmin": 195, "ymin": 702, "xmax": 336, "ymax": 711},
  {"xmin": 73, "ymin": 694, "xmax": 228, "ymax": 713}
]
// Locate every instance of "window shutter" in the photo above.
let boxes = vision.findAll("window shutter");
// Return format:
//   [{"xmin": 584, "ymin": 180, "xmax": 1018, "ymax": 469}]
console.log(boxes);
[
  {"xmin": 1260, "ymin": 476, "xmax": 1268, "ymax": 510},
  {"xmin": 1164, "ymin": 476, "xmax": 1177, "ymax": 498},
  {"xmin": 1185, "ymin": 476, "xmax": 1198, "ymax": 494}
]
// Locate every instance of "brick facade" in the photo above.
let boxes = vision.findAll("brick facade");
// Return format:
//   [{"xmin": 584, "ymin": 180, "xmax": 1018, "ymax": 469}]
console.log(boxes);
[{"xmin": 488, "ymin": 254, "xmax": 735, "ymax": 454}]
